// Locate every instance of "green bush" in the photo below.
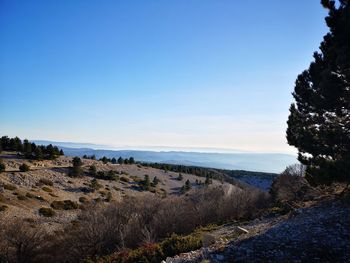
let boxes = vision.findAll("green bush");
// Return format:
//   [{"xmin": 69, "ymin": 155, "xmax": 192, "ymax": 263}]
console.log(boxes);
[
  {"xmin": 39, "ymin": 207, "xmax": 55, "ymax": 217},
  {"xmin": 90, "ymin": 179, "xmax": 102, "ymax": 190},
  {"xmin": 106, "ymin": 233, "xmax": 202, "ymax": 263},
  {"xmin": 160, "ymin": 233, "xmax": 202, "ymax": 257},
  {"xmin": 51, "ymin": 200, "xmax": 79, "ymax": 210}
]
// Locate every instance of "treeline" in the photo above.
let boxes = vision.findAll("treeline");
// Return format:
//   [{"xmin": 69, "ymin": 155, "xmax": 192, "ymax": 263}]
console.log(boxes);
[
  {"xmin": 141, "ymin": 162, "xmax": 247, "ymax": 187},
  {"xmin": 221, "ymin": 169, "xmax": 277, "ymax": 179},
  {"xmin": 83, "ymin": 155, "xmax": 135, "ymax": 165},
  {"xmin": 0, "ymin": 136, "xmax": 64, "ymax": 160}
]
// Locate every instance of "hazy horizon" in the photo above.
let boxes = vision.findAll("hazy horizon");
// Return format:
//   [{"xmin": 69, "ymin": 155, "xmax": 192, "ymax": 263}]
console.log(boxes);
[
  {"xmin": 32, "ymin": 138, "xmax": 298, "ymax": 155},
  {"xmin": 0, "ymin": 1, "xmax": 328, "ymax": 154}
]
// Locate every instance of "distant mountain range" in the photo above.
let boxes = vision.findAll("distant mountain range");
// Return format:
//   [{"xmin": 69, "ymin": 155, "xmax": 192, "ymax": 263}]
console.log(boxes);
[{"xmin": 33, "ymin": 140, "xmax": 297, "ymax": 173}]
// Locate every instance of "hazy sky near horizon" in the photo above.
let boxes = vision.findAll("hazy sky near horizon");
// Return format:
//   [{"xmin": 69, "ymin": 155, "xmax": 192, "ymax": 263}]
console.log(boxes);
[{"xmin": 1, "ymin": 1, "xmax": 328, "ymax": 153}]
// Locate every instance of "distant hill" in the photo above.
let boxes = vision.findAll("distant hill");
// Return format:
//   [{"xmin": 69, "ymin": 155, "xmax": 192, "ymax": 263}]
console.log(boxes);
[{"xmin": 33, "ymin": 140, "xmax": 297, "ymax": 174}]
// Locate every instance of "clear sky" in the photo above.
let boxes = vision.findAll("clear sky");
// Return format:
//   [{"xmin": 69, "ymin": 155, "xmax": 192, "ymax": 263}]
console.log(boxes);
[{"xmin": 0, "ymin": 0, "xmax": 328, "ymax": 153}]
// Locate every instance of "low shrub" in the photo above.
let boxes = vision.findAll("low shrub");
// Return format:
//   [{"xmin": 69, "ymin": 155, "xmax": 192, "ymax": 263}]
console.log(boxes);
[
  {"xmin": 120, "ymin": 176, "xmax": 129, "ymax": 183},
  {"xmin": 39, "ymin": 207, "xmax": 55, "ymax": 217},
  {"xmin": 17, "ymin": 194, "xmax": 27, "ymax": 201},
  {"xmin": 42, "ymin": 186, "xmax": 53, "ymax": 193},
  {"xmin": 3, "ymin": 184, "xmax": 17, "ymax": 191},
  {"xmin": 51, "ymin": 200, "xmax": 79, "ymax": 210},
  {"xmin": 0, "ymin": 205, "xmax": 8, "ymax": 212},
  {"xmin": 95, "ymin": 170, "xmax": 119, "ymax": 181},
  {"xmin": 90, "ymin": 179, "xmax": 102, "ymax": 190},
  {"xmin": 160, "ymin": 233, "xmax": 202, "ymax": 257},
  {"xmin": 79, "ymin": 196, "xmax": 88, "ymax": 203},
  {"xmin": 39, "ymin": 178, "xmax": 53, "ymax": 186},
  {"xmin": 19, "ymin": 163, "xmax": 30, "ymax": 172},
  {"xmin": 26, "ymin": 192, "xmax": 36, "ymax": 198}
]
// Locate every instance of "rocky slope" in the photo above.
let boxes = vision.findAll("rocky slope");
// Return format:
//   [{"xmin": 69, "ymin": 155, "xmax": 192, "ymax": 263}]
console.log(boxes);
[{"xmin": 165, "ymin": 195, "xmax": 350, "ymax": 262}]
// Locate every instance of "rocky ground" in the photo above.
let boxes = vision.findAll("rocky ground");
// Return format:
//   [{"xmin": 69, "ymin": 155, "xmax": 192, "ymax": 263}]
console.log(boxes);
[{"xmin": 165, "ymin": 195, "xmax": 350, "ymax": 263}]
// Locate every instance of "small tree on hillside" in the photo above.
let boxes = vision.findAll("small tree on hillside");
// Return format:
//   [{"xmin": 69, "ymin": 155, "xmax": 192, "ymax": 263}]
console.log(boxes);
[
  {"xmin": 142, "ymin": 174, "xmax": 151, "ymax": 191},
  {"xmin": 0, "ymin": 159, "xmax": 5, "ymax": 173},
  {"xmin": 111, "ymin": 157, "xmax": 117, "ymax": 164},
  {"xmin": 205, "ymin": 175, "xmax": 212, "ymax": 185},
  {"xmin": 129, "ymin": 157, "xmax": 135, "ymax": 164},
  {"xmin": 34, "ymin": 147, "xmax": 43, "ymax": 161},
  {"xmin": 19, "ymin": 163, "xmax": 30, "ymax": 172},
  {"xmin": 152, "ymin": 176, "xmax": 159, "ymax": 187},
  {"xmin": 286, "ymin": 0, "xmax": 350, "ymax": 184},
  {"xmin": 117, "ymin": 157, "xmax": 124, "ymax": 164},
  {"xmin": 89, "ymin": 165, "xmax": 97, "ymax": 176},
  {"xmin": 100, "ymin": 156, "xmax": 109, "ymax": 164},
  {"xmin": 23, "ymin": 139, "xmax": 32, "ymax": 158},
  {"xmin": 71, "ymin": 157, "xmax": 83, "ymax": 177}
]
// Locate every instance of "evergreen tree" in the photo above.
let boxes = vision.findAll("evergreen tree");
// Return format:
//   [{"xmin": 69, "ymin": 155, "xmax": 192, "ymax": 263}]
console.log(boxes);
[
  {"xmin": 177, "ymin": 173, "xmax": 183, "ymax": 181},
  {"xmin": 185, "ymin": 179, "xmax": 191, "ymax": 191},
  {"xmin": 59, "ymin": 149, "xmax": 64, "ymax": 155},
  {"xmin": 34, "ymin": 147, "xmax": 43, "ymax": 160},
  {"xmin": 23, "ymin": 139, "xmax": 32, "ymax": 158},
  {"xmin": 205, "ymin": 175, "xmax": 212, "ymax": 185},
  {"xmin": 129, "ymin": 157, "xmax": 135, "ymax": 164},
  {"xmin": 72, "ymin": 156, "xmax": 82, "ymax": 167},
  {"xmin": 287, "ymin": 0, "xmax": 350, "ymax": 184},
  {"xmin": 152, "ymin": 176, "xmax": 159, "ymax": 186},
  {"xmin": 111, "ymin": 157, "xmax": 117, "ymax": 164},
  {"xmin": 100, "ymin": 156, "xmax": 109, "ymax": 164},
  {"xmin": 142, "ymin": 174, "xmax": 151, "ymax": 191},
  {"xmin": 117, "ymin": 157, "xmax": 124, "ymax": 164},
  {"xmin": 71, "ymin": 157, "xmax": 83, "ymax": 177},
  {"xmin": 19, "ymin": 163, "xmax": 30, "ymax": 172},
  {"xmin": 0, "ymin": 159, "xmax": 5, "ymax": 172},
  {"xmin": 89, "ymin": 165, "xmax": 97, "ymax": 176}
]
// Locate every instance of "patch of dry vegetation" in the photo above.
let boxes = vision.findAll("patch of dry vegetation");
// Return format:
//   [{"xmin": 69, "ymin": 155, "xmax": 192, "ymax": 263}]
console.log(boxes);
[{"xmin": 0, "ymin": 185, "xmax": 268, "ymax": 262}]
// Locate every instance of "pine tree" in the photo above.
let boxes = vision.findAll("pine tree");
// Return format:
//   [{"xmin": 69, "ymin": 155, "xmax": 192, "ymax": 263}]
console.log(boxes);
[
  {"xmin": 117, "ymin": 157, "xmax": 124, "ymax": 164},
  {"xmin": 34, "ymin": 147, "xmax": 43, "ymax": 160},
  {"xmin": 185, "ymin": 179, "xmax": 191, "ymax": 191},
  {"xmin": 152, "ymin": 176, "xmax": 159, "ymax": 186},
  {"xmin": 71, "ymin": 157, "xmax": 83, "ymax": 177},
  {"xmin": 23, "ymin": 139, "xmax": 32, "ymax": 158},
  {"xmin": 287, "ymin": 0, "xmax": 350, "ymax": 184},
  {"xmin": 111, "ymin": 157, "xmax": 117, "ymax": 164},
  {"xmin": 142, "ymin": 174, "xmax": 151, "ymax": 191},
  {"xmin": 0, "ymin": 159, "xmax": 5, "ymax": 173}
]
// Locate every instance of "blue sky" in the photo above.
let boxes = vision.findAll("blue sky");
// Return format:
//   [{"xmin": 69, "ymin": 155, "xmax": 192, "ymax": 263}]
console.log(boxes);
[{"xmin": 0, "ymin": 0, "xmax": 328, "ymax": 153}]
